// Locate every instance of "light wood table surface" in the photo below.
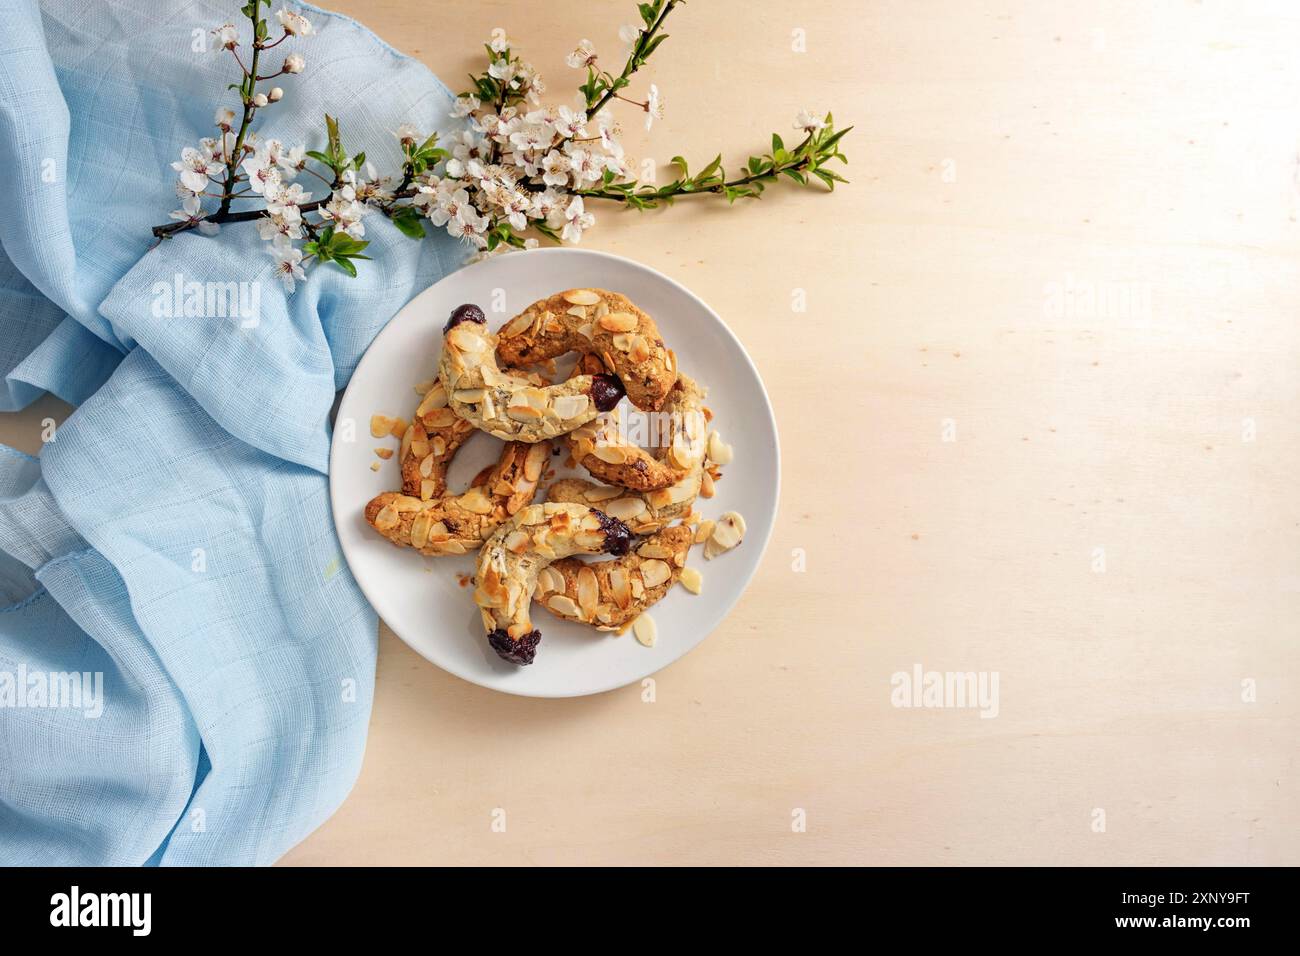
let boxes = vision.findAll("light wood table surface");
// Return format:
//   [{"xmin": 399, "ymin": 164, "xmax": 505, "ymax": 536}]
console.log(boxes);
[{"xmin": 6, "ymin": 0, "xmax": 1298, "ymax": 865}]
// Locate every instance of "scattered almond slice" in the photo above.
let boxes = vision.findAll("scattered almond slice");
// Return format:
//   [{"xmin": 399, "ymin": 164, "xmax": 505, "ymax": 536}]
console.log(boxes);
[
  {"xmin": 700, "ymin": 471, "xmax": 716, "ymax": 499},
  {"xmin": 707, "ymin": 430, "xmax": 733, "ymax": 465},
  {"xmin": 693, "ymin": 519, "xmax": 715, "ymax": 544},
  {"xmin": 369, "ymin": 461, "xmax": 381, "ymax": 472},
  {"xmin": 374, "ymin": 447, "xmax": 394, "ymax": 460},
  {"xmin": 680, "ymin": 567, "xmax": 703, "ymax": 594},
  {"xmin": 704, "ymin": 511, "xmax": 745, "ymax": 560},
  {"xmin": 370, "ymin": 414, "xmax": 397, "ymax": 438},
  {"xmin": 632, "ymin": 613, "xmax": 657, "ymax": 647}
]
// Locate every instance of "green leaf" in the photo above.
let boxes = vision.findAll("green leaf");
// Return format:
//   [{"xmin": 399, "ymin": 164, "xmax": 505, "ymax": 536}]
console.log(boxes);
[
  {"xmin": 333, "ymin": 257, "xmax": 358, "ymax": 278},
  {"xmin": 639, "ymin": 3, "xmax": 656, "ymax": 25},
  {"xmin": 818, "ymin": 126, "xmax": 852, "ymax": 153},
  {"xmin": 772, "ymin": 133, "xmax": 785, "ymax": 153}
]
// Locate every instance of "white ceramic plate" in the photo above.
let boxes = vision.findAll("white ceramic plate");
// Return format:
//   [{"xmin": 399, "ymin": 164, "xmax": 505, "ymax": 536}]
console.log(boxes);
[{"xmin": 330, "ymin": 248, "xmax": 779, "ymax": 697}]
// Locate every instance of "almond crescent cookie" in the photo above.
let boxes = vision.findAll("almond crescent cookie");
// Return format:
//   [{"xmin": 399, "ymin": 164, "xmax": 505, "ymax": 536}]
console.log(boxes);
[
  {"xmin": 536, "ymin": 525, "xmax": 693, "ymax": 631},
  {"xmin": 564, "ymin": 368, "xmax": 707, "ymax": 492},
  {"xmin": 495, "ymin": 288, "xmax": 677, "ymax": 411},
  {"xmin": 438, "ymin": 304, "xmax": 625, "ymax": 442},
  {"xmin": 474, "ymin": 502, "xmax": 633, "ymax": 664},
  {"xmin": 365, "ymin": 441, "xmax": 551, "ymax": 556},
  {"xmin": 397, "ymin": 378, "xmax": 475, "ymax": 498}
]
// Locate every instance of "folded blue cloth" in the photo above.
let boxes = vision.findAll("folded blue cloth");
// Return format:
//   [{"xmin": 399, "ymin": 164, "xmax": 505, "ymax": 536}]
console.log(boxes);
[{"xmin": 0, "ymin": 0, "xmax": 464, "ymax": 864}]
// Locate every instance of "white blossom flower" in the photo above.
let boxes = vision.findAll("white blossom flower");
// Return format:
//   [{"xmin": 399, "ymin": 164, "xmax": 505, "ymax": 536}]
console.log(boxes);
[
  {"xmin": 516, "ymin": 61, "xmax": 545, "ymax": 100},
  {"xmin": 489, "ymin": 30, "xmax": 511, "ymax": 54},
  {"xmin": 320, "ymin": 176, "xmax": 368, "ymax": 239},
  {"xmin": 644, "ymin": 83, "xmax": 663, "ymax": 131},
  {"xmin": 450, "ymin": 94, "xmax": 480, "ymax": 119},
  {"xmin": 393, "ymin": 123, "xmax": 421, "ymax": 146},
  {"xmin": 169, "ymin": 192, "xmax": 203, "ymax": 222},
  {"xmin": 540, "ymin": 150, "xmax": 570, "ymax": 187},
  {"xmin": 276, "ymin": 7, "xmax": 314, "ymax": 37},
  {"xmin": 794, "ymin": 109, "xmax": 826, "ymax": 134},
  {"xmin": 619, "ymin": 24, "xmax": 641, "ymax": 50},
  {"xmin": 277, "ymin": 144, "xmax": 307, "ymax": 176},
  {"xmin": 214, "ymin": 106, "xmax": 235, "ymax": 130},
  {"xmin": 564, "ymin": 146, "xmax": 605, "ymax": 186},
  {"xmin": 283, "ymin": 53, "xmax": 305, "ymax": 74},
  {"xmin": 557, "ymin": 195, "xmax": 594, "ymax": 242},
  {"xmin": 509, "ymin": 122, "xmax": 551, "ymax": 156},
  {"xmin": 268, "ymin": 237, "xmax": 305, "ymax": 291},
  {"xmin": 446, "ymin": 204, "xmax": 489, "ymax": 247},
  {"xmin": 553, "ymin": 104, "xmax": 586, "ymax": 140},
  {"xmin": 485, "ymin": 184, "xmax": 531, "ymax": 231},
  {"xmin": 172, "ymin": 144, "xmax": 219, "ymax": 194},
  {"xmin": 425, "ymin": 186, "xmax": 471, "ymax": 228},
  {"xmin": 566, "ymin": 39, "xmax": 597, "ymax": 69},
  {"xmin": 488, "ymin": 57, "xmax": 519, "ymax": 88},
  {"xmin": 529, "ymin": 188, "xmax": 565, "ymax": 222},
  {"xmin": 444, "ymin": 131, "xmax": 487, "ymax": 178},
  {"xmin": 212, "ymin": 23, "xmax": 239, "ymax": 51},
  {"xmin": 241, "ymin": 149, "xmax": 282, "ymax": 195}
]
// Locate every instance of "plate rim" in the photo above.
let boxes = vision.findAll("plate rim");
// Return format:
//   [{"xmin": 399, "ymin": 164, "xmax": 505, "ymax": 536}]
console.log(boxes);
[{"xmin": 329, "ymin": 247, "xmax": 781, "ymax": 697}]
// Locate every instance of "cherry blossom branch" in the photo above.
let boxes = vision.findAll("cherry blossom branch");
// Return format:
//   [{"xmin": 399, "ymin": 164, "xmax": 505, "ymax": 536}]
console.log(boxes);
[
  {"xmin": 586, "ymin": 0, "xmax": 682, "ymax": 117},
  {"xmin": 151, "ymin": 0, "xmax": 849, "ymax": 286}
]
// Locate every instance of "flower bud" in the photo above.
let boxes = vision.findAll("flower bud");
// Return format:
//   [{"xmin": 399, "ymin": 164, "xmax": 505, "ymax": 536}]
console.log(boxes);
[
  {"xmin": 283, "ymin": 53, "xmax": 305, "ymax": 74},
  {"xmin": 268, "ymin": 87, "xmax": 284, "ymax": 102},
  {"xmin": 253, "ymin": 92, "xmax": 268, "ymax": 107}
]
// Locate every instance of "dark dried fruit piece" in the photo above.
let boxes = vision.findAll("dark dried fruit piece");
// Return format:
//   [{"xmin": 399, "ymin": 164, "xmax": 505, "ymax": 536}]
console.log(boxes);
[
  {"xmin": 589, "ymin": 373, "xmax": 625, "ymax": 412},
  {"xmin": 444, "ymin": 303, "xmax": 487, "ymax": 333},
  {"xmin": 488, "ymin": 628, "xmax": 541, "ymax": 665},
  {"xmin": 592, "ymin": 509, "xmax": 632, "ymax": 555}
]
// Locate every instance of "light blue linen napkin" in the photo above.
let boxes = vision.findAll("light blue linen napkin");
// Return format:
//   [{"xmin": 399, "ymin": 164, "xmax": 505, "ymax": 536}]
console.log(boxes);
[{"xmin": 0, "ymin": 0, "xmax": 465, "ymax": 864}]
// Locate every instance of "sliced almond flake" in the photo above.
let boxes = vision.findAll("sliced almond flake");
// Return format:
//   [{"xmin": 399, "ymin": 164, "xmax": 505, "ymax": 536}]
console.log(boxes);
[
  {"xmin": 374, "ymin": 447, "xmax": 394, "ymax": 460},
  {"xmin": 524, "ymin": 444, "xmax": 549, "ymax": 482},
  {"xmin": 609, "ymin": 568, "xmax": 632, "ymax": 609},
  {"xmin": 707, "ymin": 431, "xmax": 733, "ymax": 465},
  {"xmin": 563, "ymin": 289, "xmax": 601, "ymax": 306},
  {"xmin": 547, "ymin": 594, "xmax": 581, "ymax": 617},
  {"xmin": 694, "ymin": 520, "xmax": 716, "ymax": 544},
  {"xmin": 370, "ymin": 414, "xmax": 396, "ymax": 438},
  {"xmin": 679, "ymin": 567, "xmax": 703, "ymax": 594},
  {"xmin": 499, "ymin": 310, "xmax": 534, "ymax": 337},
  {"xmin": 552, "ymin": 394, "xmax": 590, "ymax": 419},
  {"xmin": 410, "ymin": 512, "xmax": 433, "ymax": 549},
  {"xmin": 598, "ymin": 312, "xmax": 638, "ymax": 333},
  {"xmin": 606, "ymin": 497, "xmax": 648, "ymax": 520},
  {"xmin": 632, "ymin": 613, "xmax": 657, "ymax": 647},
  {"xmin": 640, "ymin": 560, "xmax": 671, "ymax": 588},
  {"xmin": 583, "ymin": 484, "xmax": 622, "ymax": 502},
  {"xmin": 637, "ymin": 541, "xmax": 672, "ymax": 559},
  {"xmin": 576, "ymin": 567, "xmax": 599, "ymax": 618}
]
